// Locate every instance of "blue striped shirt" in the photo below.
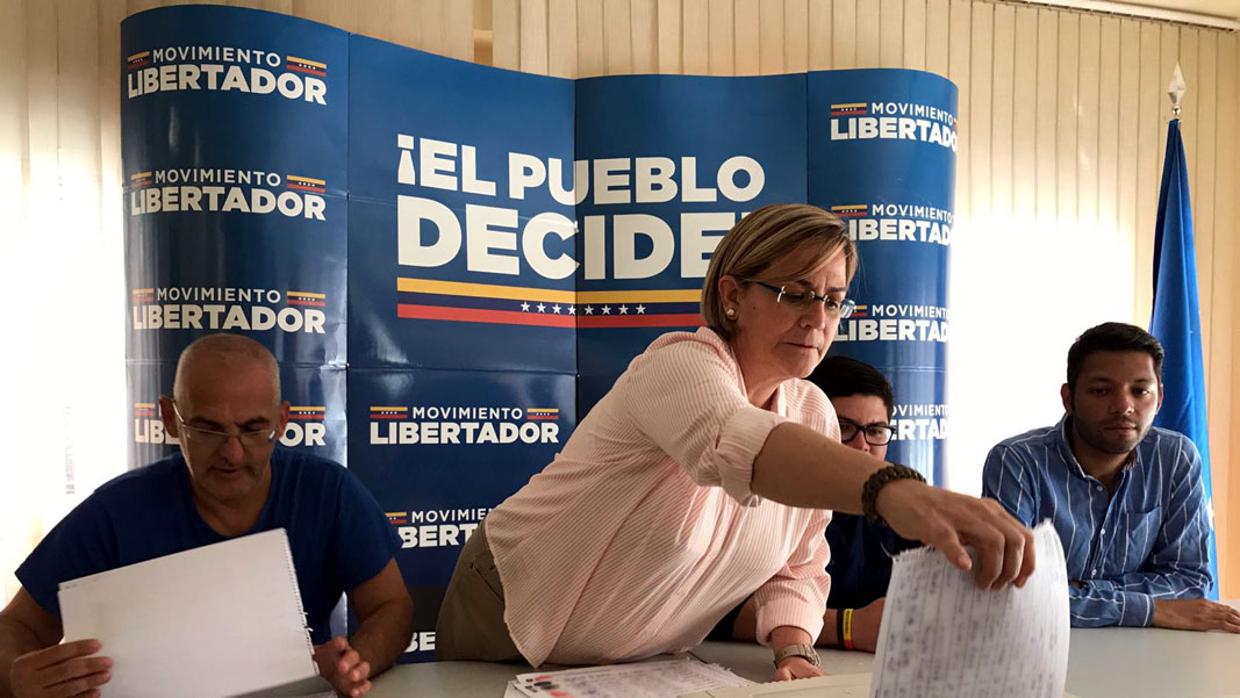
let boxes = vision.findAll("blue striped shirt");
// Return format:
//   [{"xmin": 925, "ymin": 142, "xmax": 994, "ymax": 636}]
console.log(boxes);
[{"xmin": 981, "ymin": 416, "xmax": 1212, "ymax": 627}]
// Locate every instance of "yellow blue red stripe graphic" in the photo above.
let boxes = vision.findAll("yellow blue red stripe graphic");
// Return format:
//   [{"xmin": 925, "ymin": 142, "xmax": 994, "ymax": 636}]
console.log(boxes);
[
  {"xmin": 395, "ymin": 278, "xmax": 703, "ymax": 329},
  {"xmin": 286, "ymin": 55, "xmax": 327, "ymax": 77}
]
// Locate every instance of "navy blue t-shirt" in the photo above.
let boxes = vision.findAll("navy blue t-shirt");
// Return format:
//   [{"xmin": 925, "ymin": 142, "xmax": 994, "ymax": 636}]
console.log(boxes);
[
  {"xmin": 824, "ymin": 513, "xmax": 920, "ymax": 609},
  {"xmin": 17, "ymin": 449, "xmax": 400, "ymax": 645}
]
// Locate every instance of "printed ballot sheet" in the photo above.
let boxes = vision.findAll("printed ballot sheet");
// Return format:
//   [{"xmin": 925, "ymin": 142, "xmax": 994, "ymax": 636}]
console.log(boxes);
[
  {"xmin": 59, "ymin": 529, "xmax": 318, "ymax": 698},
  {"xmin": 510, "ymin": 656, "xmax": 753, "ymax": 698},
  {"xmin": 869, "ymin": 520, "xmax": 1071, "ymax": 698}
]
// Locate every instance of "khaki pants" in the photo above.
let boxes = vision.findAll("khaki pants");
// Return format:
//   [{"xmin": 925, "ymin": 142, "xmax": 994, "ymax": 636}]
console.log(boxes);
[{"xmin": 435, "ymin": 519, "xmax": 524, "ymax": 661}]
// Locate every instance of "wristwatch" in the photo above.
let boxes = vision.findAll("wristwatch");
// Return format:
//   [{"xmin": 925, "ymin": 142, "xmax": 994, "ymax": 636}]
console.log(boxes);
[{"xmin": 772, "ymin": 643, "xmax": 821, "ymax": 668}]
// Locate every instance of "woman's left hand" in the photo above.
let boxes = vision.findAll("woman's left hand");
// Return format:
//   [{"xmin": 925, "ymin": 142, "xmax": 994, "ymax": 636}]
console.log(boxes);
[{"xmin": 772, "ymin": 655, "xmax": 825, "ymax": 681}]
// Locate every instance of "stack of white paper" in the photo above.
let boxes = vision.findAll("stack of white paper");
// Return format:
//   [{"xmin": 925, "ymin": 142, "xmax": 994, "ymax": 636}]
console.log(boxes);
[
  {"xmin": 59, "ymin": 529, "xmax": 319, "ymax": 698},
  {"xmin": 508, "ymin": 656, "xmax": 752, "ymax": 698},
  {"xmin": 869, "ymin": 520, "xmax": 1071, "ymax": 698},
  {"xmin": 679, "ymin": 521, "xmax": 1074, "ymax": 698}
]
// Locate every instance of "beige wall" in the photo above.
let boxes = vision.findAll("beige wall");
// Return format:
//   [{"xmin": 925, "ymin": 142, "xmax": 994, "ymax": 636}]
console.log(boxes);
[{"xmin": 7, "ymin": 0, "xmax": 1237, "ymax": 596}]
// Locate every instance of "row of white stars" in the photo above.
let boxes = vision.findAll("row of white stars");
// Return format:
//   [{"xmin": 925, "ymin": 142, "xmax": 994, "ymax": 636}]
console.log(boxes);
[{"xmin": 519, "ymin": 302, "xmax": 648, "ymax": 315}]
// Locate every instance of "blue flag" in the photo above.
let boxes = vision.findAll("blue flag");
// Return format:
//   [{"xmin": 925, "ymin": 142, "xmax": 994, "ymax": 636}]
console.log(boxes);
[{"xmin": 1150, "ymin": 118, "xmax": 1218, "ymax": 599}]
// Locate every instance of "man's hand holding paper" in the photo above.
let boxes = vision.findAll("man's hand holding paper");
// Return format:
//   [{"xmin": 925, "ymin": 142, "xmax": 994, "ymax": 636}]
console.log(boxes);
[{"xmin": 9, "ymin": 639, "xmax": 110, "ymax": 698}]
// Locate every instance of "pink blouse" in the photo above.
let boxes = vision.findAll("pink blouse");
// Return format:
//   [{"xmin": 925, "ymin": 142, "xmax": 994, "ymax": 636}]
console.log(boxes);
[{"xmin": 486, "ymin": 327, "xmax": 838, "ymax": 666}]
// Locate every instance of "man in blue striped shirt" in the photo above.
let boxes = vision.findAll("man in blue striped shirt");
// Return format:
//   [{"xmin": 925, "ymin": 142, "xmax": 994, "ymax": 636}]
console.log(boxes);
[{"xmin": 983, "ymin": 322, "xmax": 1240, "ymax": 632}]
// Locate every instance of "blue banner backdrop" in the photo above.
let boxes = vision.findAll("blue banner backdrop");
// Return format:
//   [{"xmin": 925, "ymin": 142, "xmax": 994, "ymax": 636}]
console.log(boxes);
[
  {"xmin": 808, "ymin": 71, "xmax": 956, "ymax": 483},
  {"xmin": 122, "ymin": 9, "xmax": 348, "ymax": 367},
  {"xmin": 348, "ymin": 35, "xmax": 577, "ymax": 375},
  {"xmin": 122, "ymin": 6, "xmax": 954, "ymax": 662},
  {"xmin": 573, "ymin": 74, "xmax": 808, "ymax": 411}
]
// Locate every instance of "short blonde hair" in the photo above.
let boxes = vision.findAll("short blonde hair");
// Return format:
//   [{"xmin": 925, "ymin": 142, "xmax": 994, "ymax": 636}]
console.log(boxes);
[{"xmin": 701, "ymin": 204, "xmax": 856, "ymax": 340}]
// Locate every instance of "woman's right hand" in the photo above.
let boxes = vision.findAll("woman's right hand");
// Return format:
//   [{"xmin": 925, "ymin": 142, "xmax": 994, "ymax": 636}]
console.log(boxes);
[{"xmin": 876, "ymin": 480, "xmax": 1036, "ymax": 589}]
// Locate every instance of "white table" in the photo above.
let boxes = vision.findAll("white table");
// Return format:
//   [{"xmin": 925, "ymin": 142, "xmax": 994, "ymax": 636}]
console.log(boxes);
[{"xmin": 369, "ymin": 602, "xmax": 1240, "ymax": 698}]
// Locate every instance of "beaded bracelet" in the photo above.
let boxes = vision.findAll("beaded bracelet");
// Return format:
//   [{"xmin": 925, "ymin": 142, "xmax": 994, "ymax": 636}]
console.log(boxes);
[{"xmin": 861, "ymin": 464, "xmax": 926, "ymax": 525}]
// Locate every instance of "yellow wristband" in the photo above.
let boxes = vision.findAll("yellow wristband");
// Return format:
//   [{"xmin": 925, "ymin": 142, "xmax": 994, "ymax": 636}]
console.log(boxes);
[{"xmin": 842, "ymin": 607, "xmax": 855, "ymax": 651}]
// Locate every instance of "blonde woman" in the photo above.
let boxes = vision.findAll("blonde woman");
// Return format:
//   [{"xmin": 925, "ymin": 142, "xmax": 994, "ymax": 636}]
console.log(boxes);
[{"xmin": 437, "ymin": 204, "xmax": 1035, "ymax": 680}]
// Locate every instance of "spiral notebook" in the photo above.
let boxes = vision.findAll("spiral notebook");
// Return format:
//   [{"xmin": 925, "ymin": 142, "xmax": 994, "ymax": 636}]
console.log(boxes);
[{"xmin": 59, "ymin": 528, "xmax": 319, "ymax": 698}]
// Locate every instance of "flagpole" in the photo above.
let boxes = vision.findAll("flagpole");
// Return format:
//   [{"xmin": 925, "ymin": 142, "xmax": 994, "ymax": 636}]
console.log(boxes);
[{"xmin": 1151, "ymin": 63, "xmax": 1221, "ymax": 600}]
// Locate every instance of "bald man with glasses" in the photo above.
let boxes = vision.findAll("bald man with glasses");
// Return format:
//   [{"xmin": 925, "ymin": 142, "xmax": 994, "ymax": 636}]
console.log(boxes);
[
  {"xmin": 0, "ymin": 334, "xmax": 413, "ymax": 698},
  {"xmin": 710, "ymin": 356, "xmax": 920, "ymax": 653}
]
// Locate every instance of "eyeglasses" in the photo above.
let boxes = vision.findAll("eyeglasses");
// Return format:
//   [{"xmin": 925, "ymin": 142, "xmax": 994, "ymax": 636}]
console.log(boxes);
[
  {"xmin": 171, "ymin": 402, "xmax": 278, "ymax": 450},
  {"xmin": 747, "ymin": 280, "xmax": 856, "ymax": 318},
  {"xmin": 838, "ymin": 417, "xmax": 894, "ymax": 446}
]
